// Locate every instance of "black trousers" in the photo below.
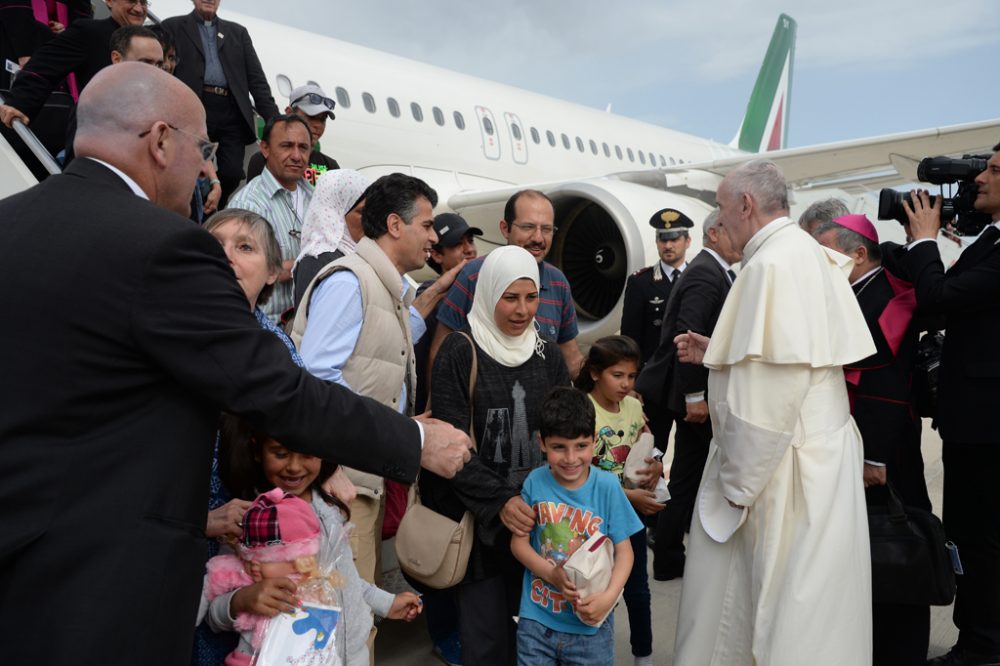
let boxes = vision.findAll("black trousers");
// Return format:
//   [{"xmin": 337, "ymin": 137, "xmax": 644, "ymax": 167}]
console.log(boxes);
[
  {"xmin": 203, "ymin": 91, "xmax": 249, "ymax": 207},
  {"xmin": 943, "ymin": 442, "xmax": 1000, "ymax": 654},
  {"xmin": 456, "ymin": 570, "xmax": 521, "ymax": 666},
  {"xmin": 645, "ymin": 403, "xmax": 674, "ymax": 464},
  {"xmin": 653, "ymin": 413, "xmax": 711, "ymax": 567},
  {"xmin": 872, "ymin": 602, "xmax": 929, "ymax": 665}
]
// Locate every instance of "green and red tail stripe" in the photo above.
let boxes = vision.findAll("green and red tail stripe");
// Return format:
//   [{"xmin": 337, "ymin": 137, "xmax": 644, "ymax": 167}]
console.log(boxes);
[{"xmin": 732, "ymin": 14, "xmax": 796, "ymax": 153}]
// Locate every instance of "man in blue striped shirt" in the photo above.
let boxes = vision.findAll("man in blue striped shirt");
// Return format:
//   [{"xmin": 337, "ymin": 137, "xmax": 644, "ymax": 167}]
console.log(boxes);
[{"xmin": 227, "ymin": 114, "xmax": 313, "ymax": 322}]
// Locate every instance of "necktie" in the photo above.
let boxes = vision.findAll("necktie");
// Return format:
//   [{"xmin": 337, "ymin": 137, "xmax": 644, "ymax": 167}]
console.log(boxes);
[
  {"xmin": 727, "ymin": 269, "xmax": 737, "ymax": 283},
  {"xmin": 670, "ymin": 269, "xmax": 679, "ymax": 282}
]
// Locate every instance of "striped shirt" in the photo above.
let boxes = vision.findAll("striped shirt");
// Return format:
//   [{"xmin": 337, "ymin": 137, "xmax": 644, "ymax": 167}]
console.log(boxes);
[
  {"xmin": 227, "ymin": 168, "xmax": 314, "ymax": 321},
  {"xmin": 437, "ymin": 255, "xmax": 578, "ymax": 343}
]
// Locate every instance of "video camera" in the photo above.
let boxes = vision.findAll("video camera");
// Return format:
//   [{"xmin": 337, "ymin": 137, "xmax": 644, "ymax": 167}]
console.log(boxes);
[{"xmin": 878, "ymin": 155, "xmax": 991, "ymax": 236}]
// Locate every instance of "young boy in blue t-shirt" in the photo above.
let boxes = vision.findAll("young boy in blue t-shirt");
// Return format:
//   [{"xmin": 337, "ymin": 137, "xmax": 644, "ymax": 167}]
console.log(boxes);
[{"xmin": 511, "ymin": 387, "xmax": 643, "ymax": 665}]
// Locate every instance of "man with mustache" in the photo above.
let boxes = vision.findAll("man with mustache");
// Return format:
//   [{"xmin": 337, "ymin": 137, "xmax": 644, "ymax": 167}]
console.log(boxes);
[{"xmin": 430, "ymin": 189, "xmax": 585, "ymax": 378}]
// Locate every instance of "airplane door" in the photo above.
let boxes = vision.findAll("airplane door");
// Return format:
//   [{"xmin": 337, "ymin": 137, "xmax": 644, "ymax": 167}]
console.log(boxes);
[
  {"xmin": 475, "ymin": 106, "xmax": 501, "ymax": 161},
  {"xmin": 503, "ymin": 112, "xmax": 528, "ymax": 165}
]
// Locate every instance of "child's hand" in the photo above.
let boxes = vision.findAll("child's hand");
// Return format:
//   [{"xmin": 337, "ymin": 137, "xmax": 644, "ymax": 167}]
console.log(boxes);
[
  {"xmin": 625, "ymin": 488, "xmax": 664, "ymax": 516},
  {"xmin": 574, "ymin": 589, "xmax": 617, "ymax": 626},
  {"xmin": 635, "ymin": 458, "xmax": 664, "ymax": 491},
  {"xmin": 388, "ymin": 592, "xmax": 423, "ymax": 621},
  {"xmin": 546, "ymin": 560, "xmax": 579, "ymax": 602},
  {"xmin": 231, "ymin": 578, "xmax": 299, "ymax": 617}
]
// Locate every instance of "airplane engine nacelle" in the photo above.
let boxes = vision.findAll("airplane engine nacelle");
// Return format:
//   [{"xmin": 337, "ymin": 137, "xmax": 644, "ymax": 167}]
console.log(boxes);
[{"xmin": 543, "ymin": 179, "xmax": 716, "ymax": 344}]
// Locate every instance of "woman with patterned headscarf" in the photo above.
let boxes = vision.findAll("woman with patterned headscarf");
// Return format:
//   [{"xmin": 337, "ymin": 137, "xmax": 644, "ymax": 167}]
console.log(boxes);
[{"xmin": 292, "ymin": 168, "xmax": 370, "ymax": 307}]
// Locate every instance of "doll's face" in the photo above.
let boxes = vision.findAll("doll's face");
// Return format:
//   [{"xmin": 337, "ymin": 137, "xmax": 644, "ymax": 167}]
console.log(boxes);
[{"xmin": 246, "ymin": 555, "xmax": 318, "ymax": 582}]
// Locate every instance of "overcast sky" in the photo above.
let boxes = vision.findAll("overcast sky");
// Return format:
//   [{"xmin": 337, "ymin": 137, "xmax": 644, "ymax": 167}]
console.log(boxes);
[{"xmin": 229, "ymin": 0, "xmax": 998, "ymax": 150}]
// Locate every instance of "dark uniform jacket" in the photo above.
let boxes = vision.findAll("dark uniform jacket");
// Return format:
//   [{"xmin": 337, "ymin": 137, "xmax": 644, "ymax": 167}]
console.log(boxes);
[
  {"xmin": 845, "ymin": 267, "xmax": 930, "ymax": 508},
  {"xmin": 162, "ymin": 10, "xmax": 279, "ymax": 143},
  {"xmin": 621, "ymin": 260, "xmax": 681, "ymax": 362},
  {"xmin": 0, "ymin": 158, "xmax": 421, "ymax": 664},
  {"xmin": 636, "ymin": 250, "xmax": 731, "ymax": 414},
  {"xmin": 0, "ymin": 0, "xmax": 92, "ymax": 90},
  {"xmin": 900, "ymin": 226, "xmax": 1000, "ymax": 444}
]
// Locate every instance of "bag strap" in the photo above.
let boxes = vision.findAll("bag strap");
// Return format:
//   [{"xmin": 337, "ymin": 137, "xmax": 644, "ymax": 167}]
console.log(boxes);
[
  {"xmin": 884, "ymin": 480, "xmax": 907, "ymax": 524},
  {"xmin": 406, "ymin": 330, "xmax": 479, "ymax": 509}
]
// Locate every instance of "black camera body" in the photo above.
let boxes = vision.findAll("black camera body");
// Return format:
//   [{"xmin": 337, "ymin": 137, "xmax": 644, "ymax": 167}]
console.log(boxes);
[{"xmin": 878, "ymin": 155, "xmax": 991, "ymax": 236}]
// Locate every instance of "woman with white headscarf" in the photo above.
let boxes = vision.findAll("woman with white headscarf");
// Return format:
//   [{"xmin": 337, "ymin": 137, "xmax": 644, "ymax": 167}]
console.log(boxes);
[
  {"xmin": 420, "ymin": 245, "xmax": 570, "ymax": 665},
  {"xmin": 291, "ymin": 169, "xmax": 370, "ymax": 307}
]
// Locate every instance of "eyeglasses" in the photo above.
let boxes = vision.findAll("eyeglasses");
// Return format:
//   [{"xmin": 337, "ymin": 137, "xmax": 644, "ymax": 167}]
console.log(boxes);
[
  {"xmin": 291, "ymin": 93, "xmax": 335, "ymax": 111},
  {"xmin": 510, "ymin": 222, "xmax": 558, "ymax": 236},
  {"xmin": 138, "ymin": 123, "xmax": 218, "ymax": 162}
]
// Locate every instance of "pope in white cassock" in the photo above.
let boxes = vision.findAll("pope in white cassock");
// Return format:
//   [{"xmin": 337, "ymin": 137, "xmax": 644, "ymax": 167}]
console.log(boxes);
[{"xmin": 672, "ymin": 160, "xmax": 877, "ymax": 666}]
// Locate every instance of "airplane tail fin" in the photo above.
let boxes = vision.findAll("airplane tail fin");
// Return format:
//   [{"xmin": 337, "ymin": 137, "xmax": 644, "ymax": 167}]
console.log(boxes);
[{"xmin": 731, "ymin": 14, "xmax": 797, "ymax": 153}]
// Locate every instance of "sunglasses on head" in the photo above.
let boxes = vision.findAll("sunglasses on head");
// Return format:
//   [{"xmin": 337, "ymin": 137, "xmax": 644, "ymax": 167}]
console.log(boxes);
[{"xmin": 291, "ymin": 93, "xmax": 335, "ymax": 111}]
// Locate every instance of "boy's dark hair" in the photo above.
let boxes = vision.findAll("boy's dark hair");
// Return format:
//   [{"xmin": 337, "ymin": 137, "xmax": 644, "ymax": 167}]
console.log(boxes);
[
  {"xmin": 218, "ymin": 413, "xmax": 349, "ymax": 518},
  {"xmin": 574, "ymin": 335, "xmax": 642, "ymax": 393},
  {"xmin": 539, "ymin": 387, "xmax": 595, "ymax": 440},
  {"xmin": 361, "ymin": 173, "xmax": 438, "ymax": 239},
  {"xmin": 261, "ymin": 113, "xmax": 312, "ymax": 145},
  {"xmin": 146, "ymin": 24, "xmax": 175, "ymax": 54},
  {"xmin": 109, "ymin": 25, "xmax": 160, "ymax": 56}
]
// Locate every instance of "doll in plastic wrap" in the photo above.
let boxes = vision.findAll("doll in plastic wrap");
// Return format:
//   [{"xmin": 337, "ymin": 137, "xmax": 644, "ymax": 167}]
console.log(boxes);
[{"xmin": 203, "ymin": 487, "xmax": 421, "ymax": 665}]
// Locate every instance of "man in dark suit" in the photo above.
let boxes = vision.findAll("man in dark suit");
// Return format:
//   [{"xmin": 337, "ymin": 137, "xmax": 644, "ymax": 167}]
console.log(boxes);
[
  {"xmin": 0, "ymin": 0, "xmax": 145, "ymax": 151},
  {"xmin": 815, "ymin": 214, "xmax": 933, "ymax": 665},
  {"xmin": 902, "ymin": 147, "xmax": 1000, "ymax": 666},
  {"xmin": 622, "ymin": 208, "xmax": 693, "ymax": 453},
  {"xmin": 163, "ymin": 0, "xmax": 280, "ymax": 206},
  {"xmin": 0, "ymin": 63, "xmax": 470, "ymax": 665},
  {"xmin": 635, "ymin": 210, "xmax": 742, "ymax": 580}
]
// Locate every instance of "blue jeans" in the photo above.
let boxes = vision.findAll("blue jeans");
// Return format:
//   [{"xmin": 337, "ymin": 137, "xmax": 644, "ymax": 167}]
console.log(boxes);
[
  {"xmin": 623, "ymin": 528, "xmax": 653, "ymax": 656},
  {"xmin": 516, "ymin": 616, "xmax": 614, "ymax": 665}
]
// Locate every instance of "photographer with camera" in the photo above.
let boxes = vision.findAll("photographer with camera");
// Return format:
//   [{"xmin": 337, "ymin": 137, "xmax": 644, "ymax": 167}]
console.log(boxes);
[{"xmin": 902, "ymin": 143, "xmax": 1000, "ymax": 666}]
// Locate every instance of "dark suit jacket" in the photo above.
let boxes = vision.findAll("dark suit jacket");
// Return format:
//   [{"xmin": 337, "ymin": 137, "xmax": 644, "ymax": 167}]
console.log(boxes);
[
  {"xmin": 621, "ymin": 261, "xmax": 677, "ymax": 362},
  {"xmin": 0, "ymin": 159, "xmax": 420, "ymax": 663},
  {"xmin": 3, "ymin": 15, "xmax": 116, "ymax": 119},
  {"xmin": 162, "ymin": 11, "xmax": 279, "ymax": 143},
  {"xmin": 900, "ymin": 226, "xmax": 1000, "ymax": 444},
  {"xmin": 636, "ymin": 250, "xmax": 732, "ymax": 415}
]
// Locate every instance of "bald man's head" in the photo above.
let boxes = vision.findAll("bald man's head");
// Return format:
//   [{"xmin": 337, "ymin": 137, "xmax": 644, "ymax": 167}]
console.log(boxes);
[{"xmin": 75, "ymin": 63, "xmax": 209, "ymax": 216}]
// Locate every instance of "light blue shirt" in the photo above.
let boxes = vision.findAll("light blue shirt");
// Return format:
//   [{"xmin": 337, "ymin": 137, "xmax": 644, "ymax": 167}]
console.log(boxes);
[
  {"xmin": 299, "ymin": 270, "xmax": 426, "ymax": 413},
  {"xmin": 197, "ymin": 17, "xmax": 228, "ymax": 88}
]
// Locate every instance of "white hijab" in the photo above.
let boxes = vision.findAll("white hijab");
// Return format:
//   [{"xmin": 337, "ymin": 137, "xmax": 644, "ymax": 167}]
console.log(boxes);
[
  {"xmin": 468, "ymin": 246, "xmax": 543, "ymax": 367},
  {"xmin": 295, "ymin": 169, "xmax": 369, "ymax": 267}
]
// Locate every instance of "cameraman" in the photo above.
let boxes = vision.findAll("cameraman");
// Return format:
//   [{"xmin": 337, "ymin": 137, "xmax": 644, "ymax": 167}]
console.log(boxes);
[{"xmin": 903, "ymin": 143, "xmax": 1000, "ymax": 666}]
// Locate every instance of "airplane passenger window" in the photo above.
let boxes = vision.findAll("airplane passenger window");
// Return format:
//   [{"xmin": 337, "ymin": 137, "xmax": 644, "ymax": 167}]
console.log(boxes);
[
  {"xmin": 482, "ymin": 116, "xmax": 495, "ymax": 135},
  {"xmin": 627, "ymin": 148, "xmax": 634, "ymax": 162},
  {"xmin": 669, "ymin": 157, "xmax": 676, "ymax": 165},
  {"xmin": 511, "ymin": 123, "xmax": 523, "ymax": 141},
  {"xmin": 433, "ymin": 106, "xmax": 445, "ymax": 126},
  {"xmin": 530, "ymin": 127, "xmax": 540, "ymax": 144},
  {"xmin": 411, "ymin": 102, "xmax": 424, "ymax": 122},
  {"xmin": 638, "ymin": 151, "xmax": 646, "ymax": 165},
  {"xmin": 575, "ymin": 136, "xmax": 584, "ymax": 152},
  {"xmin": 615, "ymin": 145, "xmax": 623, "ymax": 160},
  {"xmin": 589, "ymin": 139, "xmax": 598, "ymax": 155},
  {"xmin": 659, "ymin": 155, "xmax": 666, "ymax": 167},
  {"xmin": 454, "ymin": 111, "xmax": 466, "ymax": 129},
  {"xmin": 362, "ymin": 92, "xmax": 376, "ymax": 114},
  {"xmin": 561, "ymin": 133, "xmax": 570, "ymax": 150},
  {"xmin": 335, "ymin": 87, "xmax": 351, "ymax": 109},
  {"xmin": 387, "ymin": 97, "xmax": 400, "ymax": 118},
  {"xmin": 603, "ymin": 142, "xmax": 611, "ymax": 157},
  {"xmin": 546, "ymin": 130, "xmax": 556, "ymax": 147},
  {"xmin": 648, "ymin": 151, "xmax": 656, "ymax": 165}
]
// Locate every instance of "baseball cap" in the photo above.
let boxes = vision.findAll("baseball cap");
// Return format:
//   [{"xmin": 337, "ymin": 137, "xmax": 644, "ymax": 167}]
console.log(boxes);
[{"xmin": 289, "ymin": 83, "xmax": 336, "ymax": 120}]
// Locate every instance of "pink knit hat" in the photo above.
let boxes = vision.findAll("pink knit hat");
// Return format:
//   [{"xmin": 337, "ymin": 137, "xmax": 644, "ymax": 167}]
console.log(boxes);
[
  {"xmin": 832, "ymin": 214, "xmax": 879, "ymax": 244},
  {"xmin": 239, "ymin": 487, "xmax": 321, "ymax": 563}
]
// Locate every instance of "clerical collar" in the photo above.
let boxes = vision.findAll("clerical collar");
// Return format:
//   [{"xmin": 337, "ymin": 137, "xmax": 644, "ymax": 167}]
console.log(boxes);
[
  {"xmin": 703, "ymin": 247, "xmax": 732, "ymax": 272},
  {"xmin": 851, "ymin": 266, "xmax": 882, "ymax": 288}
]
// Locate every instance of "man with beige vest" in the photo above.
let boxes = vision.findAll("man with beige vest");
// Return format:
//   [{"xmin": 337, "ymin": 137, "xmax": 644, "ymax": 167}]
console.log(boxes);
[{"xmin": 294, "ymin": 173, "xmax": 447, "ymax": 661}]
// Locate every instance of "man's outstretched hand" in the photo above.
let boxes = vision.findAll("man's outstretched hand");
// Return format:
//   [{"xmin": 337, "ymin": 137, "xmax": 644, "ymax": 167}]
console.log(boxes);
[
  {"xmin": 674, "ymin": 330, "xmax": 710, "ymax": 365},
  {"xmin": 416, "ymin": 416, "xmax": 472, "ymax": 478}
]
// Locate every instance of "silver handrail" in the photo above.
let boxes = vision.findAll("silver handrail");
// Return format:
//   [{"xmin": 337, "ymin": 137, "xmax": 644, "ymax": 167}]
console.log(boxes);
[{"xmin": 0, "ymin": 92, "xmax": 62, "ymax": 176}]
